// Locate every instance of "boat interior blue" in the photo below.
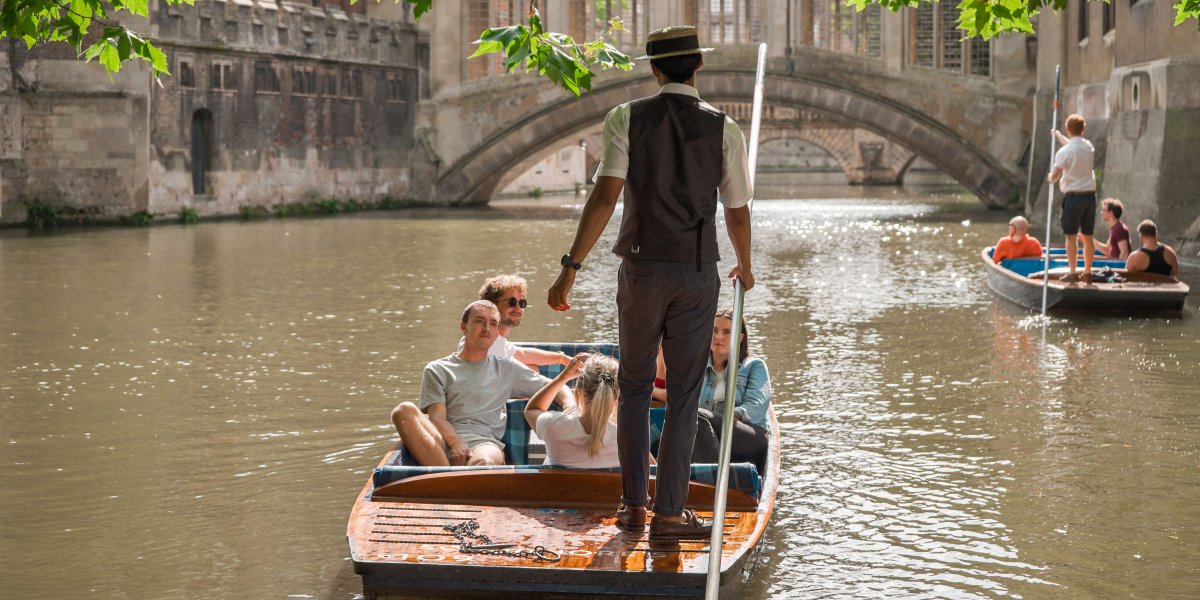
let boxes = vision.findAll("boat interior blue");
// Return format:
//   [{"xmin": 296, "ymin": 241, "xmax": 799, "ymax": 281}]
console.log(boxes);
[{"xmin": 987, "ymin": 248, "xmax": 1125, "ymax": 277}]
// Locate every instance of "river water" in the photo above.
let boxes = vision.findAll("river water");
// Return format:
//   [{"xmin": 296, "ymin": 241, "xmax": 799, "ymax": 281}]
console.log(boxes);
[{"xmin": 2, "ymin": 182, "xmax": 1198, "ymax": 599}]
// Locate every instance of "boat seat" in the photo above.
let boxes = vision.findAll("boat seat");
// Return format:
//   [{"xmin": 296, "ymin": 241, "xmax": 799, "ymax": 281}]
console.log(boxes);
[{"xmin": 372, "ymin": 462, "xmax": 761, "ymax": 501}]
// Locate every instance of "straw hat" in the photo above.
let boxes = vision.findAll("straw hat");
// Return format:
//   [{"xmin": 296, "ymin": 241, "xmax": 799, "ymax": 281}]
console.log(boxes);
[{"xmin": 636, "ymin": 25, "xmax": 714, "ymax": 60}]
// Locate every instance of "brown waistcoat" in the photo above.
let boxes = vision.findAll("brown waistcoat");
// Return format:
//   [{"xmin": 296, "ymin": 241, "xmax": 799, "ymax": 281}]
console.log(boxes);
[{"xmin": 612, "ymin": 93, "xmax": 725, "ymax": 265}]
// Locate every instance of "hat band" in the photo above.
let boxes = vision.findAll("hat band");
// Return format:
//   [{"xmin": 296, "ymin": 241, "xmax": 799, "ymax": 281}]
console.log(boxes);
[{"xmin": 646, "ymin": 35, "xmax": 700, "ymax": 58}]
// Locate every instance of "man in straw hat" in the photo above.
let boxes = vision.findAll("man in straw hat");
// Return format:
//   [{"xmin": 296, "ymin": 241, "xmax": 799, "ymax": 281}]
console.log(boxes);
[{"xmin": 548, "ymin": 25, "xmax": 754, "ymax": 540}]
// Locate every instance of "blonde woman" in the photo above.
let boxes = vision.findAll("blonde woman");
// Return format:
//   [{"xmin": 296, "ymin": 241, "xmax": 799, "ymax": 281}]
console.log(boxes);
[{"xmin": 525, "ymin": 353, "xmax": 621, "ymax": 468}]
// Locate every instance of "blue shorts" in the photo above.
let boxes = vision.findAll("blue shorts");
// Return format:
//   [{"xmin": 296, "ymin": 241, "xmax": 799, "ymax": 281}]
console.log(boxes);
[{"xmin": 1060, "ymin": 192, "xmax": 1096, "ymax": 236}]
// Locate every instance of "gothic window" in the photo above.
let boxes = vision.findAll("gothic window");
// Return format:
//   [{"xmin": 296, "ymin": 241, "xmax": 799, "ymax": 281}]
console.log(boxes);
[
  {"xmin": 908, "ymin": 4, "xmax": 990, "ymax": 76},
  {"xmin": 321, "ymin": 70, "xmax": 337, "ymax": 97},
  {"xmin": 386, "ymin": 73, "xmax": 408, "ymax": 104},
  {"xmin": 969, "ymin": 37, "xmax": 990, "ymax": 76},
  {"xmin": 179, "ymin": 59, "xmax": 195, "ymax": 88},
  {"xmin": 255, "ymin": 61, "xmax": 280, "ymax": 94},
  {"xmin": 467, "ymin": 1, "xmax": 520, "ymax": 80},
  {"xmin": 341, "ymin": 69, "xmax": 363, "ymax": 98},
  {"xmin": 1078, "ymin": 0, "xmax": 1089, "ymax": 42},
  {"xmin": 211, "ymin": 61, "xmax": 238, "ymax": 91},
  {"xmin": 1103, "ymin": 0, "xmax": 1116, "ymax": 33},
  {"xmin": 293, "ymin": 66, "xmax": 317, "ymax": 96},
  {"xmin": 911, "ymin": 4, "xmax": 935, "ymax": 67},
  {"xmin": 940, "ymin": 5, "xmax": 962, "ymax": 71}
]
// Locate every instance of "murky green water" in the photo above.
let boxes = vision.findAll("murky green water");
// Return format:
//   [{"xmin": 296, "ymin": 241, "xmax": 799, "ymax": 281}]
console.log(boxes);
[{"xmin": 2, "ymin": 184, "xmax": 1198, "ymax": 599}]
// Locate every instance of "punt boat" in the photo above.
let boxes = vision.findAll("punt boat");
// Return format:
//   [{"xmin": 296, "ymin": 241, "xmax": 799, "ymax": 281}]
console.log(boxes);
[
  {"xmin": 347, "ymin": 342, "xmax": 779, "ymax": 599},
  {"xmin": 982, "ymin": 247, "xmax": 1188, "ymax": 312}
]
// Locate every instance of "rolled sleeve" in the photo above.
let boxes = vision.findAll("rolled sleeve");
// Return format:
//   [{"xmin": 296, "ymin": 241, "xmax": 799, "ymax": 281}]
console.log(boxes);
[
  {"xmin": 416, "ymin": 366, "xmax": 446, "ymax": 411},
  {"xmin": 735, "ymin": 358, "xmax": 771, "ymax": 429},
  {"xmin": 719, "ymin": 117, "xmax": 753, "ymax": 209},
  {"xmin": 593, "ymin": 104, "xmax": 630, "ymax": 181}
]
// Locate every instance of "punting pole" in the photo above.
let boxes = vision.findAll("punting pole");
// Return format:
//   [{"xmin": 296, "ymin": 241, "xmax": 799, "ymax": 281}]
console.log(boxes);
[
  {"xmin": 1041, "ymin": 65, "xmax": 1061, "ymax": 316},
  {"xmin": 705, "ymin": 41, "xmax": 766, "ymax": 600}
]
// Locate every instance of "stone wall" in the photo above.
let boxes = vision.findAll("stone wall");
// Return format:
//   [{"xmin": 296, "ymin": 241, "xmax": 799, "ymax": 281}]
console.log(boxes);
[
  {"xmin": 149, "ymin": 0, "xmax": 420, "ymax": 217},
  {"xmin": 0, "ymin": 0, "xmax": 420, "ymax": 223}
]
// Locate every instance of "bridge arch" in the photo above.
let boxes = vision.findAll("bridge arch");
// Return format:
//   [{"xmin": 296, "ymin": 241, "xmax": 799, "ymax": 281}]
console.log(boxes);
[{"xmin": 434, "ymin": 70, "xmax": 1019, "ymax": 207}]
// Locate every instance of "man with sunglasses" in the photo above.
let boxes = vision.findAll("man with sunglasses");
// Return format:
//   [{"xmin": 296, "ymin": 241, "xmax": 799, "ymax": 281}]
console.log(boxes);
[{"xmin": 460, "ymin": 275, "xmax": 574, "ymax": 371}]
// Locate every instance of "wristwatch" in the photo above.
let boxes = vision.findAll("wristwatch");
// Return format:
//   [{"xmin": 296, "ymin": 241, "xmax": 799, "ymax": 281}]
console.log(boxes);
[{"xmin": 560, "ymin": 254, "xmax": 582, "ymax": 270}]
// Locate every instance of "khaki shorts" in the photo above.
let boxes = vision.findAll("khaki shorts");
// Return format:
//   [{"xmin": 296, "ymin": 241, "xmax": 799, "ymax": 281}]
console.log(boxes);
[{"xmin": 442, "ymin": 432, "xmax": 504, "ymax": 462}]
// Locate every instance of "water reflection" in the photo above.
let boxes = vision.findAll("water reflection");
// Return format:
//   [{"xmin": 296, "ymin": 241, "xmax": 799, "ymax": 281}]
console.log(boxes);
[{"xmin": 2, "ymin": 189, "xmax": 1198, "ymax": 599}]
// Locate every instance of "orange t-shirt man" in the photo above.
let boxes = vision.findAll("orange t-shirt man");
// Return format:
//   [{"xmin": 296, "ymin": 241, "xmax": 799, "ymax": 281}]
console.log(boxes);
[{"xmin": 993, "ymin": 216, "xmax": 1044, "ymax": 263}]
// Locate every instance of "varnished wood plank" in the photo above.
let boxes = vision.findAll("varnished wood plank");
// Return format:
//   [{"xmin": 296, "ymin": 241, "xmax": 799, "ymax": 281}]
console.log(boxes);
[{"xmin": 371, "ymin": 469, "xmax": 760, "ymax": 512}]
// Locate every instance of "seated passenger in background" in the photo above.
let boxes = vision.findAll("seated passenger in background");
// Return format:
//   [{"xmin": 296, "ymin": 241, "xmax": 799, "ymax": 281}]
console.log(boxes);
[
  {"xmin": 525, "ymin": 353, "xmax": 624, "ymax": 469},
  {"xmin": 1126, "ymin": 220, "xmax": 1180, "ymax": 281},
  {"xmin": 691, "ymin": 308, "xmax": 772, "ymax": 472},
  {"xmin": 1092, "ymin": 198, "xmax": 1132, "ymax": 260},
  {"xmin": 992, "ymin": 216, "xmax": 1044, "ymax": 263},
  {"xmin": 460, "ymin": 275, "xmax": 574, "ymax": 371},
  {"xmin": 391, "ymin": 300, "xmax": 572, "ymax": 467}
]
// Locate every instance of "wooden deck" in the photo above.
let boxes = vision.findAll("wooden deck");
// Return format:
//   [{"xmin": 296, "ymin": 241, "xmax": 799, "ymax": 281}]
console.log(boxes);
[{"xmin": 348, "ymin": 464, "xmax": 772, "ymax": 599}]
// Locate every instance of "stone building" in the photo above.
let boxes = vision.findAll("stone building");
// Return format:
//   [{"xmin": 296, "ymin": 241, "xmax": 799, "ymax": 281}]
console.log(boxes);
[
  {"xmin": 0, "ymin": 0, "xmax": 420, "ymax": 223},
  {"xmin": 1031, "ymin": 2, "xmax": 1200, "ymax": 255}
]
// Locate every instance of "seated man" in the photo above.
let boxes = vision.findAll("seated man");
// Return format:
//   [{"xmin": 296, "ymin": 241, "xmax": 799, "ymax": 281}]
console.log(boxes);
[
  {"xmin": 1126, "ymin": 220, "xmax": 1180, "ymax": 281},
  {"xmin": 1092, "ymin": 198, "xmax": 1132, "ymax": 260},
  {"xmin": 992, "ymin": 216, "xmax": 1044, "ymax": 263},
  {"xmin": 460, "ymin": 275, "xmax": 573, "ymax": 371},
  {"xmin": 392, "ymin": 300, "xmax": 573, "ymax": 466}
]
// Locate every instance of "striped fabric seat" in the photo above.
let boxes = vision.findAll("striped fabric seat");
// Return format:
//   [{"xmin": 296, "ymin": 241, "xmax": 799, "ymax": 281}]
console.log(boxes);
[{"xmin": 372, "ymin": 462, "xmax": 761, "ymax": 501}]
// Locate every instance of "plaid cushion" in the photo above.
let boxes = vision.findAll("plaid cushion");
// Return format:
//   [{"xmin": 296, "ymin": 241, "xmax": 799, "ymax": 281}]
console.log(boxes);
[
  {"xmin": 372, "ymin": 462, "xmax": 760, "ymax": 500},
  {"xmin": 506, "ymin": 343, "xmax": 620, "ymax": 465}
]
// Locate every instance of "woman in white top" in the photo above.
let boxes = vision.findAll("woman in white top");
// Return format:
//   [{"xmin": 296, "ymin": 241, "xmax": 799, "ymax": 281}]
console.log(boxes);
[{"xmin": 524, "ymin": 353, "xmax": 620, "ymax": 469}]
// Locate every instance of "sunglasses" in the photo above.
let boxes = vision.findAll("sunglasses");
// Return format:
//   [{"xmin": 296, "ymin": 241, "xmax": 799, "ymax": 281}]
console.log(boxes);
[{"xmin": 503, "ymin": 297, "xmax": 528, "ymax": 309}]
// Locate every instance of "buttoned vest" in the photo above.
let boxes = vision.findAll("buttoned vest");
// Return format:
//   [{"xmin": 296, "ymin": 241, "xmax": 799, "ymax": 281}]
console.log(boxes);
[{"xmin": 612, "ymin": 93, "xmax": 725, "ymax": 265}]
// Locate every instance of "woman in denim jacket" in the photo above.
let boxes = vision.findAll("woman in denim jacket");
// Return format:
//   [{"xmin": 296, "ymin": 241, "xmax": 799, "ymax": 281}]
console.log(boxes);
[{"xmin": 691, "ymin": 307, "xmax": 771, "ymax": 471}]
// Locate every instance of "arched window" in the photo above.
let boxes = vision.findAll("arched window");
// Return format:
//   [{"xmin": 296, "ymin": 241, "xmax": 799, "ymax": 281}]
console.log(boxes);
[{"xmin": 190, "ymin": 109, "xmax": 214, "ymax": 195}]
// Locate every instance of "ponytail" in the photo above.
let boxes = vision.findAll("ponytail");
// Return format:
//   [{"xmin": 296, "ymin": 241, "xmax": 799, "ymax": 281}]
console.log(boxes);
[{"xmin": 575, "ymin": 355, "xmax": 619, "ymax": 458}]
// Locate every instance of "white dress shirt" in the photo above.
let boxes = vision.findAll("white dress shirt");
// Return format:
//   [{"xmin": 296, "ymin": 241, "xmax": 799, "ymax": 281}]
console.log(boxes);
[{"xmin": 593, "ymin": 83, "xmax": 753, "ymax": 209}]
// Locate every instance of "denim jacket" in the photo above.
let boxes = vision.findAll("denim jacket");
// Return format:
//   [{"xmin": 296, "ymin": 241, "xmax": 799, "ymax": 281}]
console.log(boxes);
[{"xmin": 698, "ymin": 356, "xmax": 771, "ymax": 432}]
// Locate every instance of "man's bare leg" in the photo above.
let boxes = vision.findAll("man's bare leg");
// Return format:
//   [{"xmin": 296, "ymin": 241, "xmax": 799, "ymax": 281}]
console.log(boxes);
[
  {"xmin": 390, "ymin": 402, "xmax": 449, "ymax": 466},
  {"xmin": 1062, "ymin": 234, "xmax": 1079, "ymax": 281},
  {"xmin": 466, "ymin": 443, "xmax": 505, "ymax": 466},
  {"xmin": 1082, "ymin": 234, "xmax": 1095, "ymax": 282}
]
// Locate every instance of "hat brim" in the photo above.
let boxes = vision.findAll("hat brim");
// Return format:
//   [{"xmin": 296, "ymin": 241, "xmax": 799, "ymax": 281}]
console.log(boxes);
[{"xmin": 636, "ymin": 47, "xmax": 714, "ymax": 61}]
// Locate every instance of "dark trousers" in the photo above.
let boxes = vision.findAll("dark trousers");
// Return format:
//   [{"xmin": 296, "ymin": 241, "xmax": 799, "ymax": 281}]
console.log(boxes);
[
  {"xmin": 692, "ymin": 407, "xmax": 770, "ymax": 473},
  {"xmin": 616, "ymin": 258, "xmax": 719, "ymax": 516}
]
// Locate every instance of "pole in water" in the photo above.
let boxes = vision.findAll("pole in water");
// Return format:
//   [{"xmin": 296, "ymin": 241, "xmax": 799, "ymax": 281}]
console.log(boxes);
[
  {"xmin": 1041, "ymin": 65, "xmax": 1061, "ymax": 316},
  {"xmin": 705, "ymin": 41, "xmax": 766, "ymax": 600}
]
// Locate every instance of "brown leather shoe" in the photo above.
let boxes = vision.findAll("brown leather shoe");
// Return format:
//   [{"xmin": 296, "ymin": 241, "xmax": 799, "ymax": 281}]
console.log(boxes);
[
  {"xmin": 615, "ymin": 503, "xmax": 647, "ymax": 532},
  {"xmin": 649, "ymin": 509, "xmax": 712, "ymax": 540}
]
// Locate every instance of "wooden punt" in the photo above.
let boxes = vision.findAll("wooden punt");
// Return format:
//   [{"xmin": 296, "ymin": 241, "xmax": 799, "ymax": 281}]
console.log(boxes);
[
  {"xmin": 347, "ymin": 343, "xmax": 780, "ymax": 599},
  {"xmin": 982, "ymin": 247, "xmax": 1189, "ymax": 312}
]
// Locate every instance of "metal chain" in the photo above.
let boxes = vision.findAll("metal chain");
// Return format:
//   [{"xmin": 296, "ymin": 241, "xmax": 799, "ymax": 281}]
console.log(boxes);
[{"xmin": 443, "ymin": 519, "xmax": 560, "ymax": 563}]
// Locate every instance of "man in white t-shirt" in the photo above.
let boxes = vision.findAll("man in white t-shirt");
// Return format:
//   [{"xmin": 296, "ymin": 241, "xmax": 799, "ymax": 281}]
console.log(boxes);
[
  {"xmin": 1047, "ymin": 113, "xmax": 1097, "ymax": 284},
  {"xmin": 391, "ymin": 300, "xmax": 573, "ymax": 466},
  {"xmin": 457, "ymin": 275, "xmax": 573, "ymax": 370}
]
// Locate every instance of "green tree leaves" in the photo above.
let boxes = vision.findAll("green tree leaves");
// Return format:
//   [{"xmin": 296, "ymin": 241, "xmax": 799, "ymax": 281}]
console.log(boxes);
[
  {"xmin": 1, "ymin": 0, "xmax": 183, "ymax": 79},
  {"xmin": 469, "ymin": 12, "xmax": 632, "ymax": 96}
]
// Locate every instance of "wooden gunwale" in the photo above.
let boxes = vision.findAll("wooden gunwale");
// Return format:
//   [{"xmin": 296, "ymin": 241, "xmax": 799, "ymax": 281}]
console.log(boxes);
[{"xmin": 981, "ymin": 247, "xmax": 1188, "ymax": 312}]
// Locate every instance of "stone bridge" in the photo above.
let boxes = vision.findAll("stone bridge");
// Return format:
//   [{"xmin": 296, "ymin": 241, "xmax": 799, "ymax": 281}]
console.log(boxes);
[{"xmin": 415, "ymin": 45, "xmax": 1031, "ymax": 208}]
